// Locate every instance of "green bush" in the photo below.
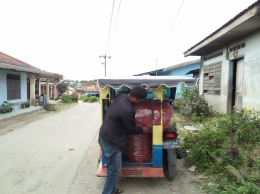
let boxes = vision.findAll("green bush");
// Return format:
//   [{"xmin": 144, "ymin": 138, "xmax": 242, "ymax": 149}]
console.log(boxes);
[
  {"xmin": 184, "ymin": 109, "xmax": 260, "ymax": 193},
  {"xmin": 83, "ymin": 97, "xmax": 89, "ymax": 102},
  {"xmin": 62, "ymin": 95, "xmax": 72, "ymax": 104},
  {"xmin": 70, "ymin": 92, "xmax": 78, "ymax": 102},
  {"xmin": 175, "ymin": 84, "xmax": 214, "ymax": 122},
  {"xmin": 88, "ymin": 96, "xmax": 99, "ymax": 103}
]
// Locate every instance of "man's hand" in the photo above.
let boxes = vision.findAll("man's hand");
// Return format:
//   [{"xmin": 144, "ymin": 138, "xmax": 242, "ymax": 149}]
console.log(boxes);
[{"xmin": 142, "ymin": 127, "xmax": 149, "ymax": 133}]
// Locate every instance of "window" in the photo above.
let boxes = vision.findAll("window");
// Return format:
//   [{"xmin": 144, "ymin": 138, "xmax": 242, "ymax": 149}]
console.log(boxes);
[
  {"xmin": 7, "ymin": 74, "xmax": 21, "ymax": 100},
  {"xmin": 203, "ymin": 62, "xmax": 222, "ymax": 95}
]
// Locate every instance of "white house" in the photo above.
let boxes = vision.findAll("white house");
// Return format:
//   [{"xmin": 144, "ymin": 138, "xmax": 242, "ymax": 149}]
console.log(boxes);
[{"xmin": 184, "ymin": 1, "xmax": 260, "ymax": 113}]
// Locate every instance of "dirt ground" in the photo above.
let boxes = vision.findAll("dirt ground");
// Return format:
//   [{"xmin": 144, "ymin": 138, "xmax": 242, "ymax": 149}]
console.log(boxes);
[
  {"xmin": 0, "ymin": 109, "xmax": 56, "ymax": 136},
  {"xmin": 0, "ymin": 103, "xmax": 76, "ymax": 136},
  {"xmin": 0, "ymin": 106, "xmax": 207, "ymax": 194}
]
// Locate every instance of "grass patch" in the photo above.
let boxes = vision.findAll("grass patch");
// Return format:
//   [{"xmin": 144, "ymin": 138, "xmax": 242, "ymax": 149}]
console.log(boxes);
[{"xmin": 53, "ymin": 102, "xmax": 77, "ymax": 112}]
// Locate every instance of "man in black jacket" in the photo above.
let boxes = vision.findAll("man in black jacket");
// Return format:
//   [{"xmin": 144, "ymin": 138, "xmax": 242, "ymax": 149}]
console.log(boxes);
[{"xmin": 98, "ymin": 86, "xmax": 148, "ymax": 194}]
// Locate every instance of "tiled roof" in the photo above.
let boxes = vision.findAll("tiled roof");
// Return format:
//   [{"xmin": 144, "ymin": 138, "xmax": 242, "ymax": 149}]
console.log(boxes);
[{"xmin": 0, "ymin": 51, "xmax": 63, "ymax": 78}]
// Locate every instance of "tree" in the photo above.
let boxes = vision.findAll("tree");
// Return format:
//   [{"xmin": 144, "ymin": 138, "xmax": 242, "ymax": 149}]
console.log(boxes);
[
  {"xmin": 56, "ymin": 82, "xmax": 69, "ymax": 95},
  {"xmin": 80, "ymin": 80, "xmax": 94, "ymax": 83}
]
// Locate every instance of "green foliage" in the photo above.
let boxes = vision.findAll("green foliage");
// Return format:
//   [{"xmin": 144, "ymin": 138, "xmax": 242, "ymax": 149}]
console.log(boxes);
[
  {"xmin": 171, "ymin": 119, "xmax": 176, "ymax": 127},
  {"xmin": 80, "ymin": 80, "xmax": 94, "ymax": 83},
  {"xmin": 61, "ymin": 93, "xmax": 79, "ymax": 103},
  {"xmin": 0, "ymin": 101, "xmax": 14, "ymax": 113},
  {"xmin": 56, "ymin": 82, "xmax": 69, "ymax": 94},
  {"xmin": 209, "ymin": 165, "xmax": 260, "ymax": 193},
  {"xmin": 70, "ymin": 92, "xmax": 78, "ymax": 102},
  {"xmin": 175, "ymin": 84, "xmax": 214, "ymax": 122},
  {"xmin": 88, "ymin": 96, "xmax": 99, "ymax": 103},
  {"xmin": 83, "ymin": 97, "xmax": 89, "ymax": 102},
  {"xmin": 184, "ymin": 123, "xmax": 228, "ymax": 171},
  {"xmin": 62, "ymin": 95, "xmax": 72, "ymax": 104},
  {"xmin": 184, "ymin": 109, "xmax": 260, "ymax": 193},
  {"xmin": 25, "ymin": 99, "xmax": 30, "ymax": 108}
]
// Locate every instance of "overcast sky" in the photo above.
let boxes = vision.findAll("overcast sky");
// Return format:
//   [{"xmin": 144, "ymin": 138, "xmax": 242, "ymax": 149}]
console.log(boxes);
[{"xmin": 0, "ymin": 0, "xmax": 257, "ymax": 80}]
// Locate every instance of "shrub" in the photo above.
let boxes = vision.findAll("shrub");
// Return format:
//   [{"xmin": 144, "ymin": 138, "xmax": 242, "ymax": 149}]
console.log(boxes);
[
  {"xmin": 62, "ymin": 95, "xmax": 72, "ymax": 104},
  {"xmin": 88, "ymin": 96, "xmax": 99, "ymax": 103},
  {"xmin": 0, "ymin": 101, "xmax": 14, "ymax": 113},
  {"xmin": 176, "ymin": 84, "xmax": 214, "ymax": 122},
  {"xmin": 83, "ymin": 97, "xmax": 89, "ymax": 102},
  {"xmin": 183, "ymin": 109, "xmax": 260, "ymax": 193},
  {"xmin": 70, "ymin": 92, "xmax": 78, "ymax": 102}
]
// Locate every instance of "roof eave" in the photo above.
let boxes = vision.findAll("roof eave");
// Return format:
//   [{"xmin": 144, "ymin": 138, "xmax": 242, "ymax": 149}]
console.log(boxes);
[{"xmin": 184, "ymin": 2, "xmax": 260, "ymax": 57}]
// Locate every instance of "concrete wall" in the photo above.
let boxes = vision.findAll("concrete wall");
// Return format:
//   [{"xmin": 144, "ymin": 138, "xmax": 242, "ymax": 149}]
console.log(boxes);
[
  {"xmin": 0, "ymin": 70, "xmax": 27, "ymax": 110},
  {"xmin": 241, "ymin": 30, "xmax": 260, "ymax": 110},
  {"xmin": 200, "ymin": 29, "xmax": 260, "ymax": 112}
]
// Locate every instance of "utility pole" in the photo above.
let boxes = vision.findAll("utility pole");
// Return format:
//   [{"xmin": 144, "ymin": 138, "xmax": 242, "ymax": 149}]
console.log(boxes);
[{"xmin": 99, "ymin": 55, "xmax": 111, "ymax": 77}]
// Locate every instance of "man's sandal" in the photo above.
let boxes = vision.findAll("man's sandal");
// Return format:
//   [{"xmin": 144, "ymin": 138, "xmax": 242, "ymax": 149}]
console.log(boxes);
[{"xmin": 113, "ymin": 188, "xmax": 124, "ymax": 194}]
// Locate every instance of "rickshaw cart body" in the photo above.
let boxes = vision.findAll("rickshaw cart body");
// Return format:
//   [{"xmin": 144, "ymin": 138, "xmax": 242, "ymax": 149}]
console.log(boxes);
[{"xmin": 96, "ymin": 76, "xmax": 196, "ymax": 180}]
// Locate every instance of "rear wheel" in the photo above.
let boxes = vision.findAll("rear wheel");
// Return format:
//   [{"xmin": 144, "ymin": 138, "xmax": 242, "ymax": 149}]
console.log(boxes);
[{"xmin": 163, "ymin": 151, "xmax": 176, "ymax": 181}]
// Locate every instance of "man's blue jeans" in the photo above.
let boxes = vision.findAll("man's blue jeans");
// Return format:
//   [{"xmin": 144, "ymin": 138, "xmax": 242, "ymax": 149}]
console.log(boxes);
[{"xmin": 98, "ymin": 135, "xmax": 122, "ymax": 194}]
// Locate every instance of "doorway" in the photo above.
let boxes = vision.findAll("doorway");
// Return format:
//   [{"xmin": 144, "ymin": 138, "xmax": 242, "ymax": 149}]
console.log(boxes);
[
  {"xmin": 231, "ymin": 59, "xmax": 244, "ymax": 111},
  {"xmin": 27, "ymin": 78, "xmax": 30, "ymax": 100}
]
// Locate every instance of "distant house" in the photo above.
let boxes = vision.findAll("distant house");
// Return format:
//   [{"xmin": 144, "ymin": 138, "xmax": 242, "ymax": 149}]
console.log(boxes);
[
  {"xmin": 184, "ymin": 1, "xmax": 260, "ymax": 113},
  {"xmin": 75, "ymin": 82, "xmax": 99, "ymax": 96},
  {"xmin": 0, "ymin": 51, "xmax": 63, "ymax": 110},
  {"xmin": 67, "ymin": 86, "xmax": 75, "ymax": 95},
  {"xmin": 135, "ymin": 59, "xmax": 200, "ymax": 96}
]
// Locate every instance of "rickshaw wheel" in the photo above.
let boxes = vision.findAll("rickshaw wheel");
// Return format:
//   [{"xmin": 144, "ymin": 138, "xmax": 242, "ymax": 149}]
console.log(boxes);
[{"xmin": 163, "ymin": 151, "xmax": 176, "ymax": 181}]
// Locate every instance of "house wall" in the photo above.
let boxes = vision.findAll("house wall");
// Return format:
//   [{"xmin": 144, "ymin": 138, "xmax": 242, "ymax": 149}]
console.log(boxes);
[
  {"xmin": 0, "ymin": 70, "xmax": 27, "ymax": 110},
  {"xmin": 200, "ymin": 29, "xmax": 260, "ymax": 112}
]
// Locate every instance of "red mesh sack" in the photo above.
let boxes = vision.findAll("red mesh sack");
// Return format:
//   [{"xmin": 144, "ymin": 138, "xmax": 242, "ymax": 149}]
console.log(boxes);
[
  {"xmin": 127, "ymin": 133, "xmax": 152, "ymax": 163},
  {"xmin": 133, "ymin": 101, "xmax": 173, "ymax": 132}
]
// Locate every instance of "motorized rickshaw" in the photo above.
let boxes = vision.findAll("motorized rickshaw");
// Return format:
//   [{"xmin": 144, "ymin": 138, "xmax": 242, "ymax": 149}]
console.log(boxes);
[{"xmin": 96, "ymin": 76, "xmax": 196, "ymax": 180}]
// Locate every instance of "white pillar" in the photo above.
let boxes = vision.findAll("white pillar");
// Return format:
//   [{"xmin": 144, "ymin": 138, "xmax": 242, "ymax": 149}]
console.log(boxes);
[
  {"xmin": 46, "ymin": 78, "xmax": 50, "ymax": 103},
  {"xmin": 38, "ymin": 78, "xmax": 41, "ymax": 96},
  {"xmin": 30, "ymin": 76, "xmax": 36, "ymax": 105},
  {"xmin": 54, "ymin": 79, "xmax": 58, "ymax": 99}
]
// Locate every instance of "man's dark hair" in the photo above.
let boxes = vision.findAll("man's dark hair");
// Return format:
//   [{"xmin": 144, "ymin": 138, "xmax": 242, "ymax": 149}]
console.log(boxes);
[{"xmin": 130, "ymin": 86, "xmax": 147, "ymax": 99}]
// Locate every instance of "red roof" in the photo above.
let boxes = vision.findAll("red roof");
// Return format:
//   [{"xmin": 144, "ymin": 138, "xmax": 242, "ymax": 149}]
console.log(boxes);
[{"xmin": 0, "ymin": 51, "xmax": 63, "ymax": 78}]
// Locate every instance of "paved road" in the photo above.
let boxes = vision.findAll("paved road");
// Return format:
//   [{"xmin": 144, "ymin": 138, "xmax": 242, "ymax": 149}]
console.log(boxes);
[{"xmin": 0, "ymin": 103, "xmax": 100, "ymax": 194}]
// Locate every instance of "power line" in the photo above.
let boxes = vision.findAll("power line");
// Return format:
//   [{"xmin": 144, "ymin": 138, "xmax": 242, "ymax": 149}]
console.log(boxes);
[
  {"xmin": 159, "ymin": 0, "xmax": 185, "ymax": 55},
  {"xmin": 106, "ymin": 0, "xmax": 116, "ymax": 54},
  {"xmin": 112, "ymin": 0, "xmax": 122, "ymax": 45}
]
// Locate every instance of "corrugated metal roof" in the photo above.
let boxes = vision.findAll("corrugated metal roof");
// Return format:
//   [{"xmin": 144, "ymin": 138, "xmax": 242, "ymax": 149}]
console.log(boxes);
[
  {"xmin": 184, "ymin": 0, "xmax": 260, "ymax": 56},
  {"xmin": 134, "ymin": 59, "xmax": 200, "ymax": 76},
  {"xmin": 165, "ymin": 59, "xmax": 200, "ymax": 71},
  {"xmin": 134, "ymin": 68, "xmax": 164, "ymax": 76},
  {"xmin": 0, "ymin": 51, "xmax": 63, "ymax": 78}
]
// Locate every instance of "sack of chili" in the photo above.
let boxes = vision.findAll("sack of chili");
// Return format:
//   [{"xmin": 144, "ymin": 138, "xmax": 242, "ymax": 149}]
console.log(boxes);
[
  {"xmin": 133, "ymin": 101, "xmax": 173, "ymax": 132},
  {"xmin": 127, "ymin": 133, "xmax": 152, "ymax": 163}
]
